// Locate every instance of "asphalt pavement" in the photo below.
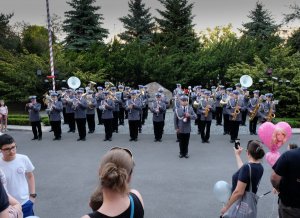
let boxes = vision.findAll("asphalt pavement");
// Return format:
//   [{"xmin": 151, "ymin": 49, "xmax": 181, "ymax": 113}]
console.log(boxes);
[{"xmin": 2, "ymin": 110, "xmax": 300, "ymax": 218}]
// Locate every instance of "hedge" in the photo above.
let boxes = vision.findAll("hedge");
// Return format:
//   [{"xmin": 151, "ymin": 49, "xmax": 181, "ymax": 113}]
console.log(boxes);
[
  {"xmin": 273, "ymin": 118, "xmax": 300, "ymax": 128},
  {"xmin": 7, "ymin": 115, "xmax": 50, "ymax": 126}
]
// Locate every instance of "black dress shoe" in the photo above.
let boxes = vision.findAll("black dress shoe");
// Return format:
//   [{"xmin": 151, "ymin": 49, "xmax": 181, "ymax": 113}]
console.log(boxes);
[
  {"xmin": 134, "ymin": 138, "xmax": 138, "ymax": 142},
  {"xmin": 176, "ymin": 139, "xmax": 180, "ymax": 142},
  {"xmin": 139, "ymin": 129, "xmax": 142, "ymax": 133},
  {"xmin": 38, "ymin": 136, "xmax": 42, "ymax": 140},
  {"xmin": 154, "ymin": 139, "xmax": 158, "ymax": 142},
  {"xmin": 108, "ymin": 138, "xmax": 112, "ymax": 141},
  {"xmin": 223, "ymin": 132, "xmax": 227, "ymax": 135},
  {"xmin": 81, "ymin": 138, "xmax": 86, "ymax": 141},
  {"xmin": 205, "ymin": 140, "xmax": 210, "ymax": 143},
  {"xmin": 202, "ymin": 140, "xmax": 206, "ymax": 143},
  {"xmin": 250, "ymin": 132, "xmax": 253, "ymax": 135},
  {"xmin": 129, "ymin": 138, "xmax": 134, "ymax": 141},
  {"xmin": 77, "ymin": 138, "xmax": 81, "ymax": 141},
  {"xmin": 53, "ymin": 137, "xmax": 61, "ymax": 141},
  {"xmin": 31, "ymin": 138, "xmax": 38, "ymax": 140},
  {"xmin": 158, "ymin": 139, "xmax": 162, "ymax": 142},
  {"xmin": 254, "ymin": 132, "xmax": 257, "ymax": 135},
  {"xmin": 67, "ymin": 130, "xmax": 72, "ymax": 133},
  {"xmin": 103, "ymin": 138, "xmax": 108, "ymax": 141},
  {"xmin": 179, "ymin": 154, "xmax": 184, "ymax": 158},
  {"xmin": 230, "ymin": 140, "xmax": 234, "ymax": 143},
  {"xmin": 185, "ymin": 154, "xmax": 189, "ymax": 158},
  {"xmin": 49, "ymin": 129, "xmax": 53, "ymax": 132},
  {"xmin": 115, "ymin": 130, "xmax": 118, "ymax": 133}
]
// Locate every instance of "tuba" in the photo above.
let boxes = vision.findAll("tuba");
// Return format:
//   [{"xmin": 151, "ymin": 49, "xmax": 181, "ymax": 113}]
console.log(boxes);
[
  {"xmin": 240, "ymin": 75, "xmax": 253, "ymax": 88},
  {"xmin": 67, "ymin": 76, "xmax": 81, "ymax": 90}
]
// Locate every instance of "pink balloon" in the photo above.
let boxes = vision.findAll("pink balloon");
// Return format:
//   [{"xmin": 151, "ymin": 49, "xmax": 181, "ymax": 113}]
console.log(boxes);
[
  {"xmin": 266, "ymin": 151, "xmax": 281, "ymax": 166},
  {"xmin": 258, "ymin": 121, "xmax": 292, "ymax": 166}
]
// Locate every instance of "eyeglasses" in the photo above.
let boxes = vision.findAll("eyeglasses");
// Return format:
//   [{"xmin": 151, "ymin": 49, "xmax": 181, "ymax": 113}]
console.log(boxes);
[
  {"xmin": 1, "ymin": 145, "xmax": 17, "ymax": 153},
  {"xmin": 110, "ymin": 147, "xmax": 133, "ymax": 159}
]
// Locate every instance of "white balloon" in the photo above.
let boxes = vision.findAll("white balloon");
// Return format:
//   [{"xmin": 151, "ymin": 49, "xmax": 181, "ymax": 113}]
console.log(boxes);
[{"xmin": 213, "ymin": 180, "xmax": 231, "ymax": 203}]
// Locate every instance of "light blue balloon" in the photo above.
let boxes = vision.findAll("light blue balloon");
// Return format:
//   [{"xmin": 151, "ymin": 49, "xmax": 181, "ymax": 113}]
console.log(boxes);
[{"xmin": 213, "ymin": 180, "xmax": 231, "ymax": 203}]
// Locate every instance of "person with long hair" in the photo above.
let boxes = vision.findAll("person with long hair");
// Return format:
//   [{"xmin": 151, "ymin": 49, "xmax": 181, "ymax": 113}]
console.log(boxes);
[
  {"xmin": 82, "ymin": 147, "xmax": 144, "ymax": 218},
  {"xmin": 0, "ymin": 100, "xmax": 8, "ymax": 132},
  {"xmin": 221, "ymin": 140, "xmax": 265, "ymax": 217}
]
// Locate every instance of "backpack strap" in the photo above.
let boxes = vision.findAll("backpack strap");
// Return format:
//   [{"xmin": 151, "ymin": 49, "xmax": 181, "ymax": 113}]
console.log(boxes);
[{"xmin": 129, "ymin": 194, "xmax": 134, "ymax": 218}]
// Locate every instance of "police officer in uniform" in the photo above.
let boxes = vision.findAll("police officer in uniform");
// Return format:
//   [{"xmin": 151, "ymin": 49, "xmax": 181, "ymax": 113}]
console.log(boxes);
[
  {"xmin": 47, "ymin": 92, "xmax": 63, "ymax": 140},
  {"xmin": 95, "ymin": 86, "xmax": 104, "ymax": 125},
  {"xmin": 86, "ymin": 90, "xmax": 97, "ymax": 134},
  {"xmin": 174, "ymin": 95, "xmax": 197, "ymax": 158},
  {"xmin": 117, "ymin": 84, "xmax": 125, "ymax": 125},
  {"xmin": 215, "ymin": 85, "xmax": 225, "ymax": 126},
  {"xmin": 259, "ymin": 93, "xmax": 276, "ymax": 123},
  {"xmin": 62, "ymin": 89, "xmax": 76, "ymax": 133},
  {"xmin": 26, "ymin": 96, "xmax": 42, "ymax": 140},
  {"xmin": 222, "ymin": 88, "xmax": 232, "ymax": 135},
  {"xmin": 99, "ymin": 91, "xmax": 114, "ymax": 141},
  {"xmin": 150, "ymin": 92, "xmax": 167, "ymax": 142},
  {"xmin": 74, "ymin": 90, "xmax": 87, "ymax": 141},
  {"xmin": 248, "ymin": 90, "xmax": 261, "ymax": 135},
  {"xmin": 199, "ymin": 91, "xmax": 215, "ymax": 143},
  {"xmin": 126, "ymin": 90, "xmax": 142, "ymax": 142},
  {"xmin": 227, "ymin": 90, "xmax": 246, "ymax": 143}
]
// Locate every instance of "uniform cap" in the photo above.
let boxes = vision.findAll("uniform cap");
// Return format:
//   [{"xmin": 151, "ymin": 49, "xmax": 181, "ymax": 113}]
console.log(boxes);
[
  {"xmin": 235, "ymin": 83, "xmax": 241, "ymax": 87},
  {"xmin": 76, "ymin": 90, "xmax": 83, "ymax": 94},
  {"xmin": 265, "ymin": 93, "xmax": 273, "ymax": 98},
  {"xmin": 155, "ymin": 92, "xmax": 162, "ymax": 97},
  {"xmin": 253, "ymin": 90, "xmax": 260, "ymax": 94},
  {"xmin": 180, "ymin": 95, "xmax": 189, "ymax": 101},
  {"xmin": 204, "ymin": 91, "xmax": 211, "ymax": 96},
  {"xmin": 118, "ymin": 85, "xmax": 124, "ymax": 88},
  {"xmin": 158, "ymin": 87, "xmax": 164, "ymax": 92},
  {"xmin": 111, "ymin": 87, "xmax": 116, "ymax": 90},
  {"xmin": 103, "ymin": 91, "xmax": 109, "ymax": 95},
  {"xmin": 29, "ymin": 96, "xmax": 37, "ymax": 99},
  {"xmin": 50, "ymin": 92, "xmax": 58, "ymax": 96},
  {"xmin": 242, "ymin": 87, "xmax": 247, "ymax": 91},
  {"xmin": 97, "ymin": 86, "xmax": 103, "ymax": 90},
  {"xmin": 226, "ymin": 88, "xmax": 233, "ymax": 92},
  {"xmin": 233, "ymin": 90, "xmax": 239, "ymax": 95}
]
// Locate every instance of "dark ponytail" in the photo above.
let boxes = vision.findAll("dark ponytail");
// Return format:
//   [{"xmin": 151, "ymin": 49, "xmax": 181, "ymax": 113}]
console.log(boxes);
[{"xmin": 247, "ymin": 140, "xmax": 265, "ymax": 160}]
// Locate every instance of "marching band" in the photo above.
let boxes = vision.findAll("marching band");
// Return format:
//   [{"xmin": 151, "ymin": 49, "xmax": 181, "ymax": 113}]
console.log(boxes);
[{"xmin": 26, "ymin": 76, "xmax": 278, "ymax": 157}]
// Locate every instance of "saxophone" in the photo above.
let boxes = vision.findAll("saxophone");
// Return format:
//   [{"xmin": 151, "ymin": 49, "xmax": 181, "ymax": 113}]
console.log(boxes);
[
  {"xmin": 232, "ymin": 100, "xmax": 240, "ymax": 121},
  {"xmin": 249, "ymin": 98, "xmax": 262, "ymax": 121},
  {"xmin": 266, "ymin": 102, "xmax": 276, "ymax": 122}
]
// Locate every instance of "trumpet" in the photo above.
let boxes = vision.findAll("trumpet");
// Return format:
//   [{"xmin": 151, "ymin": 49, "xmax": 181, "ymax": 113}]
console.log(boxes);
[
  {"xmin": 153, "ymin": 101, "xmax": 161, "ymax": 116},
  {"xmin": 99, "ymin": 100, "xmax": 107, "ymax": 111},
  {"xmin": 86, "ymin": 94, "xmax": 95, "ymax": 110},
  {"xmin": 72, "ymin": 97, "xmax": 80, "ymax": 110}
]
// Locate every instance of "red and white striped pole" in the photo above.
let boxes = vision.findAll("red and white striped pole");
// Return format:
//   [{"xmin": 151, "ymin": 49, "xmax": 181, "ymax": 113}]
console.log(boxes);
[{"xmin": 45, "ymin": 0, "xmax": 55, "ymax": 91}]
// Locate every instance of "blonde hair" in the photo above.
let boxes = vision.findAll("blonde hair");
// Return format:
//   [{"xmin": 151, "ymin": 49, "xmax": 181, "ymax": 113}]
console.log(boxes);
[{"xmin": 271, "ymin": 128, "xmax": 287, "ymax": 146}]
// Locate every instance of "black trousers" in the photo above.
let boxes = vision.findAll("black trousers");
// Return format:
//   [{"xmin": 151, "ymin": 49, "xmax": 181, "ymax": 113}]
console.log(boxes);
[
  {"xmin": 215, "ymin": 107, "xmax": 223, "ymax": 125},
  {"xmin": 50, "ymin": 121, "xmax": 61, "ymax": 138},
  {"xmin": 142, "ymin": 107, "xmax": 148, "ymax": 124},
  {"xmin": 138, "ymin": 113, "xmax": 143, "ymax": 131},
  {"xmin": 66, "ymin": 113, "xmax": 76, "ymax": 131},
  {"xmin": 200, "ymin": 120, "xmax": 211, "ymax": 141},
  {"xmin": 96, "ymin": 108, "xmax": 103, "ymax": 124},
  {"xmin": 223, "ymin": 114, "xmax": 230, "ymax": 134},
  {"xmin": 31, "ymin": 121, "xmax": 42, "ymax": 138},
  {"xmin": 113, "ymin": 111, "xmax": 119, "ymax": 131},
  {"xmin": 86, "ymin": 114, "xmax": 95, "ymax": 131},
  {"xmin": 129, "ymin": 120, "xmax": 139, "ymax": 140},
  {"xmin": 103, "ymin": 118, "xmax": 113, "ymax": 139},
  {"xmin": 178, "ymin": 133, "xmax": 190, "ymax": 155},
  {"xmin": 153, "ymin": 121, "xmax": 164, "ymax": 140},
  {"xmin": 249, "ymin": 116, "xmax": 258, "ymax": 134},
  {"xmin": 62, "ymin": 107, "xmax": 67, "ymax": 124},
  {"xmin": 241, "ymin": 109, "xmax": 248, "ymax": 125},
  {"xmin": 76, "ymin": 118, "xmax": 86, "ymax": 139},
  {"xmin": 197, "ymin": 115, "xmax": 202, "ymax": 133},
  {"xmin": 119, "ymin": 107, "xmax": 125, "ymax": 124},
  {"xmin": 230, "ymin": 120, "xmax": 240, "ymax": 141}
]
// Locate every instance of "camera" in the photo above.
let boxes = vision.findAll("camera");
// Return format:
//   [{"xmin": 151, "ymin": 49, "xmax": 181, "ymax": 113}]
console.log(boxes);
[{"xmin": 234, "ymin": 139, "xmax": 240, "ymax": 149}]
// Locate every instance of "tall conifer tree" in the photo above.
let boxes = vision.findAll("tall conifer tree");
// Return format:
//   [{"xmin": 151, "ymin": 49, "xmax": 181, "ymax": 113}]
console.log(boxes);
[
  {"xmin": 119, "ymin": 0, "xmax": 155, "ymax": 43},
  {"xmin": 155, "ymin": 0, "xmax": 199, "ymax": 51},
  {"xmin": 63, "ymin": 0, "xmax": 108, "ymax": 51}
]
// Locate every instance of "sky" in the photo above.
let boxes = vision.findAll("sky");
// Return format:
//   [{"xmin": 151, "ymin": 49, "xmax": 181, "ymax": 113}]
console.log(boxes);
[{"xmin": 2, "ymin": 0, "xmax": 300, "ymax": 40}]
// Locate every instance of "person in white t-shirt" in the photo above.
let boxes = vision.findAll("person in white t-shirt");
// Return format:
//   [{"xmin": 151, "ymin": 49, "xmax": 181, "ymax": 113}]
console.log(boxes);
[{"xmin": 0, "ymin": 134, "xmax": 36, "ymax": 217}]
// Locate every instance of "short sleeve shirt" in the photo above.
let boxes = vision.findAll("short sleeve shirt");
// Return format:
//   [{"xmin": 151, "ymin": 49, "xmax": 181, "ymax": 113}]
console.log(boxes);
[
  {"xmin": 272, "ymin": 148, "xmax": 300, "ymax": 208},
  {"xmin": 0, "ymin": 154, "xmax": 35, "ymax": 205},
  {"xmin": 232, "ymin": 163, "xmax": 264, "ymax": 194}
]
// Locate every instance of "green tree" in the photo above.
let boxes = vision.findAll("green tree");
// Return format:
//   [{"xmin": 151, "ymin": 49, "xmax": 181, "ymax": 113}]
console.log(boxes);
[
  {"xmin": 155, "ymin": 0, "xmax": 199, "ymax": 52},
  {"xmin": 22, "ymin": 25, "xmax": 49, "ymax": 55},
  {"xmin": 284, "ymin": 4, "xmax": 300, "ymax": 23},
  {"xmin": 63, "ymin": 0, "xmax": 109, "ymax": 51},
  {"xmin": 119, "ymin": 0, "xmax": 155, "ymax": 43},
  {"xmin": 287, "ymin": 28, "xmax": 300, "ymax": 53},
  {"xmin": 241, "ymin": 2, "xmax": 281, "ymax": 60},
  {"xmin": 0, "ymin": 13, "xmax": 21, "ymax": 52}
]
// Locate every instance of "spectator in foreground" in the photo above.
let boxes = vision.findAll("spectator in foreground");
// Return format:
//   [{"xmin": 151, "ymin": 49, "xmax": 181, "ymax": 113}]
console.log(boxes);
[
  {"xmin": 271, "ymin": 147, "xmax": 300, "ymax": 218},
  {"xmin": 82, "ymin": 147, "xmax": 144, "ymax": 218},
  {"xmin": 0, "ymin": 134, "xmax": 36, "ymax": 217}
]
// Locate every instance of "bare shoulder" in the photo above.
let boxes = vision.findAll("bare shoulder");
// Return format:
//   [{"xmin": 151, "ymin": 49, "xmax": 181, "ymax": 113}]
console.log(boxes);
[
  {"xmin": 130, "ymin": 189, "xmax": 144, "ymax": 207},
  {"xmin": 81, "ymin": 215, "xmax": 90, "ymax": 218}
]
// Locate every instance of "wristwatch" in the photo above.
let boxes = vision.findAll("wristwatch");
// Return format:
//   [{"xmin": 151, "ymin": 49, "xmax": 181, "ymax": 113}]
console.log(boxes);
[{"xmin": 30, "ymin": 193, "xmax": 37, "ymax": 198}]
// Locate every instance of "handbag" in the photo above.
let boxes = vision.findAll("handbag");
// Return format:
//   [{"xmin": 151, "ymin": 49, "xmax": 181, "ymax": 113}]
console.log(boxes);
[
  {"xmin": 129, "ymin": 194, "xmax": 135, "ymax": 218},
  {"xmin": 223, "ymin": 164, "xmax": 259, "ymax": 218}
]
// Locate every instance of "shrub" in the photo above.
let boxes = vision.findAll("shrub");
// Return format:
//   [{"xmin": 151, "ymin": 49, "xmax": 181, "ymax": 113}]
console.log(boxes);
[
  {"xmin": 273, "ymin": 118, "xmax": 300, "ymax": 128},
  {"xmin": 8, "ymin": 118, "xmax": 31, "ymax": 126}
]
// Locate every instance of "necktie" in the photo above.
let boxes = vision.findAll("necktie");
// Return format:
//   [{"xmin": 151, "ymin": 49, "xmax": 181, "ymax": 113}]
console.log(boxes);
[{"xmin": 183, "ymin": 107, "xmax": 186, "ymax": 113}]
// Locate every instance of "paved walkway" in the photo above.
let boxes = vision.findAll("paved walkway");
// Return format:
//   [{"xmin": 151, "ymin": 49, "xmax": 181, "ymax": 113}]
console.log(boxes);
[{"xmin": 7, "ymin": 131, "xmax": 299, "ymax": 218}]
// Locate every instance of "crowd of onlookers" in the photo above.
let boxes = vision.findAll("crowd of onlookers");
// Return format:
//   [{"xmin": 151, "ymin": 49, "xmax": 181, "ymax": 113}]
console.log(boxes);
[{"xmin": 0, "ymin": 132, "xmax": 299, "ymax": 218}]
